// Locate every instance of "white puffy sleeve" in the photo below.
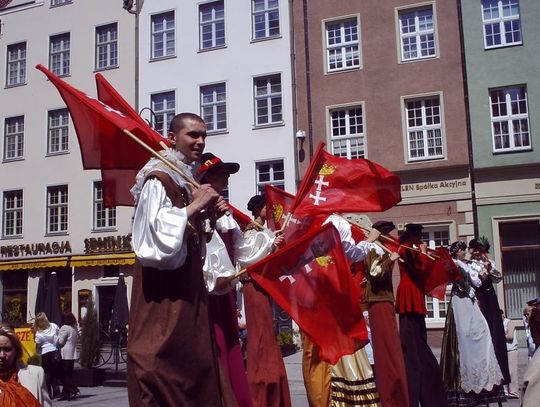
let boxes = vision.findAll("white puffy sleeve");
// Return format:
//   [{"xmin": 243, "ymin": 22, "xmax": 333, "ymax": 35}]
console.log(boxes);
[
  {"xmin": 462, "ymin": 260, "xmax": 482, "ymax": 288},
  {"xmin": 203, "ymin": 229, "xmax": 237, "ymax": 294},
  {"xmin": 132, "ymin": 178, "xmax": 190, "ymax": 270},
  {"xmin": 323, "ymin": 214, "xmax": 383, "ymax": 262},
  {"xmin": 236, "ymin": 228, "xmax": 275, "ymax": 268}
]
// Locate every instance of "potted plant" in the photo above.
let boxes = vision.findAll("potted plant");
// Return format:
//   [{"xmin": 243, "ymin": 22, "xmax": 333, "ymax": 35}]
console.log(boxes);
[
  {"xmin": 276, "ymin": 331, "xmax": 296, "ymax": 357},
  {"xmin": 74, "ymin": 294, "xmax": 106, "ymax": 386}
]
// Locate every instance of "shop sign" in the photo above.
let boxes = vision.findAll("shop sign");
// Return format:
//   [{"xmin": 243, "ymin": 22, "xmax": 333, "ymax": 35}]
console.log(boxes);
[
  {"xmin": 0, "ymin": 241, "xmax": 72, "ymax": 258},
  {"xmin": 400, "ymin": 178, "xmax": 469, "ymax": 197},
  {"xmin": 83, "ymin": 234, "xmax": 132, "ymax": 254}
]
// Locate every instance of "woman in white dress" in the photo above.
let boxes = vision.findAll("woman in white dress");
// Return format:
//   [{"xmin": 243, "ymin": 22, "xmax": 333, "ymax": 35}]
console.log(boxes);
[{"xmin": 440, "ymin": 241, "xmax": 505, "ymax": 406}]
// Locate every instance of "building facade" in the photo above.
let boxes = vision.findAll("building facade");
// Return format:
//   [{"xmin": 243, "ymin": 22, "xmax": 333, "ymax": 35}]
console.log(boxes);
[
  {"xmin": 0, "ymin": 0, "xmax": 136, "ymax": 330},
  {"xmin": 137, "ymin": 0, "xmax": 296, "ymax": 210},
  {"xmin": 292, "ymin": 0, "xmax": 474, "ymax": 326},
  {"xmin": 460, "ymin": 0, "xmax": 540, "ymax": 318}
]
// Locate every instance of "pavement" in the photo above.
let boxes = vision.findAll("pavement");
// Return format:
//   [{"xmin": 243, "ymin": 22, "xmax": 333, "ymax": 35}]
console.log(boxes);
[{"xmin": 54, "ymin": 346, "xmax": 529, "ymax": 407}]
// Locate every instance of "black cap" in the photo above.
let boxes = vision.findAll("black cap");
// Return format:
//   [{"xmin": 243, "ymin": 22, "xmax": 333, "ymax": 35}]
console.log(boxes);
[
  {"xmin": 468, "ymin": 238, "xmax": 487, "ymax": 252},
  {"xmin": 372, "ymin": 220, "xmax": 395, "ymax": 234},
  {"xmin": 198, "ymin": 153, "xmax": 240, "ymax": 179},
  {"xmin": 527, "ymin": 297, "xmax": 540, "ymax": 306},
  {"xmin": 247, "ymin": 194, "xmax": 266, "ymax": 216},
  {"xmin": 404, "ymin": 223, "xmax": 423, "ymax": 234}
]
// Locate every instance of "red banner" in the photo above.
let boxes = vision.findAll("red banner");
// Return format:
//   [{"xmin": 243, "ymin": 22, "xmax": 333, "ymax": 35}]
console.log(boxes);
[
  {"xmin": 291, "ymin": 143, "xmax": 401, "ymax": 217},
  {"xmin": 247, "ymin": 223, "xmax": 368, "ymax": 364}
]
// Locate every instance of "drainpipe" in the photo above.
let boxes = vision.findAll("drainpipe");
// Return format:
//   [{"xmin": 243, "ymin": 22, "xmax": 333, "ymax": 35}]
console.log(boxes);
[
  {"xmin": 456, "ymin": 0, "xmax": 479, "ymax": 237},
  {"xmin": 302, "ymin": 0, "xmax": 314, "ymax": 159},
  {"xmin": 125, "ymin": 0, "xmax": 140, "ymax": 111},
  {"xmin": 289, "ymin": 0, "xmax": 301, "ymax": 186}
]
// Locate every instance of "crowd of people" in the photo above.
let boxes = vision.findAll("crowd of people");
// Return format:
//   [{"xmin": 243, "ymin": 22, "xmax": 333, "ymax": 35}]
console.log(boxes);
[{"xmin": 2, "ymin": 111, "xmax": 538, "ymax": 407}]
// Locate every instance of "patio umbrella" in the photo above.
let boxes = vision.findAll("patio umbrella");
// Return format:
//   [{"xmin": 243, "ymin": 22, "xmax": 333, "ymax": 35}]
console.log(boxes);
[
  {"xmin": 110, "ymin": 273, "xmax": 129, "ymax": 332},
  {"xmin": 34, "ymin": 276, "xmax": 47, "ymax": 317},
  {"xmin": 44, "ymin": 271, "xmax": 62, "ymax": 326}
]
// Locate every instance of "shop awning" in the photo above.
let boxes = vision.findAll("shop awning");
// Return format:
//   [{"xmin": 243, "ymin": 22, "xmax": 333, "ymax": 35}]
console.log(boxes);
[
  {"xmin": 69, "ymin": 252, "xmax": 135, "ymax": 267},
  {"xmin": 0, "ymin": 257, "xmax": 69, "ymax": 271}
]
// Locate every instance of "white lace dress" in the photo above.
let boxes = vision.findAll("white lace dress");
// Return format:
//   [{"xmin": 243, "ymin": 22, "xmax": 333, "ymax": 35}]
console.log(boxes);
[{"xmin": 452, "ymin": 260, "xmax": 504, "ymax": 393}]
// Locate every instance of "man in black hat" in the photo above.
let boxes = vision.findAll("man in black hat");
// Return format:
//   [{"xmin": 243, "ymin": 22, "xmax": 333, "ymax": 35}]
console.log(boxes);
[
  {"xmin": 396, "ymin": 223, "xmax": 447, "ymax": 407},
  {"xmin": 362, "ymin": 221, "xmax": 409, "ymax": 407}
]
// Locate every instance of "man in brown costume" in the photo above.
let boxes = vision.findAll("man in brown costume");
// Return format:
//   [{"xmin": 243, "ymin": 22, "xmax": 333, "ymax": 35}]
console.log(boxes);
[{"xmin": 127, "ymin": 113, "xmax": 225, "ymax": 406}]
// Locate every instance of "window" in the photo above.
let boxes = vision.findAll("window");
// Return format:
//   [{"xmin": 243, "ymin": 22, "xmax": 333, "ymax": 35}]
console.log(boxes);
[
  {"xmin": 489, "ymin": 86, "xmax": 530, "ymax": 152},
  {"xmin": 49, "ymin": 33, "xmax": 70, "ymax": 76},
  {"xmin": 405, "ymin": 95, "xmax": 443, "ymax": 161},
  {"xmin": 422, "ymin": 226, "xmax": 451, "ymax": 322},
  {"xmin": 399, "ymin": 6, "xmax": 436, "ymax": 61},
  {"xmin": 256, "ymin": 160, "xmax": 284, "ymax": 194},
  {"xmin": 6, "ymin": 42, "xmax": 26, "ymax": 86},
  {"xmin": 47, "ymin": 109, "xmax": 69, "ymax": 154},
  {"xmin": 499, "ymin": 220, "xmax": 540, "ymax": 319},
  {"xmin": 252, "ymin": 0, "xmax": 280, "ymax": 39},
  {"xmin": 3, "ymin": 116, "xmax": 24, "ymax": 161},
  {"xmin": 254, "ymin": 74, "xmax": 282, "ymax": 126},
  {"xmin": 51, "ymin": 0, "xmax": 72, "ymax": 5},
  {"xmin": 325, "ymin": 18, "xmax": 360, "ymax": 72},
  {"xmin": 93, "ymin": 181, "xmax": 116, "ymax": 230},
  {"xmin": 95, "ymin": 23, "xmax": 118, "ymax": 70},
  {"xmin": 151, "ymin": 91, "xmax": 175, "ymax": 137},
  {"xmin": 46, "ymin": 185, "xmax": 68, "ymax": 234},
  {"xmin": 1, "ymin": 271, "xmax": 28, "ymax": 326},
  {"xmin": 199, "ymin": 1, "xmax": 225, "ymax": 50},
  {"xmin": 200, "ymin": 83, "xmax": 227, "ymax": 133},
  {"xmin": 482, "ymin": 0, "xmax": 521, "ymax": 48},
  {"xmin": 2, "ymin": 190, "xmax": 23, "ymax": 237},
  {"xmin": 151, "ymin": 11, "xmax": 175, "ymax": 59},
  {"xmin": 329, "ymin": 106, "xmax": 365, "ymax": 159}
]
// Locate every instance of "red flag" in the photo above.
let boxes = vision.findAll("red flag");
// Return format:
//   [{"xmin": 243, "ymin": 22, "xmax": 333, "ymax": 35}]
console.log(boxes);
[
  {"xmin": 95, "ymin": 73, "xmax": 170, "ymax": 148},
  {"xmin": 36, "ymin": 65, "xmax": 167, "ymax": 207},
  {"xmin": 228, "ymin": 203, "xmax": 253, "ymax": 231},
  {"xmin": 247, "ymin": 223, "xmax": 368, "ymax": 364},
  {"xmin": 265, "ymin": 184, "xmax": 295, "ymax": 232},
  {"xmin": 264, "ymin": 184, "xmax": 325, "ymax": 244},
  {"xmin": 291, "ymin": 142, "xmax": 401, "ymax": 217},
  {"xmin": 424, "ymin": 247, "xmax": 461, "ymax": 300}
]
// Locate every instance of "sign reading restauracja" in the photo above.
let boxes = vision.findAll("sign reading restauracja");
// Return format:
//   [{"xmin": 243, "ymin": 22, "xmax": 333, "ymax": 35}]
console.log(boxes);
[{"xmin": 0, "ymin": 241, "xmax": 72, "ymax": 258}]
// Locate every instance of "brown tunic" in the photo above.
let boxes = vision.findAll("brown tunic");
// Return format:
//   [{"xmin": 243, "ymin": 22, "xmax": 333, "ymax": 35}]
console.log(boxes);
[{"xmin": 127, "ymin": 171, "xmax": 222, "ymax": 407}]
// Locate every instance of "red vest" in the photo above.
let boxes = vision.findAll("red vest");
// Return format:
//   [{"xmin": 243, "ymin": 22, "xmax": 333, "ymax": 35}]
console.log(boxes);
[{"xmin": 395, "ymin": 243, "xmax": 429, "ymax": 315}]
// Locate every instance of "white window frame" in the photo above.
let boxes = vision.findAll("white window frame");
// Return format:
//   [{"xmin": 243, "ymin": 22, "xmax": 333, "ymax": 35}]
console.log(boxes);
[
  {"xmin": 403, "ymin": 93, "xmax": 445, "ymax": 162},
  {"xmin": 93, "ymin": 181, "xmax": 117, "ymax": 230},
  {"xmin": 3, "ymin": 116, "xmax": 24, "ymax": 161},
  {"xmin": 324, "ymin": 16, "xmax": 361, "ymax": 73},
  {"xmin": 199, "ymin": 1, "xmax": 225, "ymax": 50},
  {"xmin": 151, "ymin": 91, "xmax": 176, "ymax": 137},
  {"xmin": 252, "ymin": 0, "xmax": 280, "ymax": 40},
  {"xmin": 49, "ymin": 32, "xmax": 71, "ymax": 76},
  {"xmin": 200, "ymin": 82, "xmax": 227, "ymax": 133},
  {"xmin": 481, "ymin": 0, "xmax": 522, "ymax": 49},
  {"xmin": 422, "ymin": 225, "xmax": 452, "ymax": 324},
  {"xmin": 489, "ymin": 85, "xmax": 531, "ymax": 152},
  {"xmin": 51, "ymin": 0, "xmax": 72, "ymax": 6},
  {"xmin": 6, "ymin": 42, "xmax": 26, "ymax": 87},
  {"xmin": 46, "ymin": 185, "xmax": 68, "ymax": 234},
  {"xmin": 2, "ymin": 189, "xmax": 23, "ymax": 238},
  {"xmin": 151, "ymin": 11, "xmax": 176, "ymax": 59},
  {"xmin": 253, "ymin": 74, "xmax": 283, "ymax": 126},
  {"xmin": 397, "ymin": 4, "xmax": 437, "ymax": 62},
  {"xmin": 95, "ymin": 23, "xmax": 118, "ymax": 70},
  {"xmin": 47, "ymin": 109, "xmax": 69, "ymax": 155},
  {"xmin": 328, "ymin": 104, "xmax": 365, "ymax": 159},
  {"xmin": 256, "ymin": 160, "xmax": 285, "ymax": 194}
]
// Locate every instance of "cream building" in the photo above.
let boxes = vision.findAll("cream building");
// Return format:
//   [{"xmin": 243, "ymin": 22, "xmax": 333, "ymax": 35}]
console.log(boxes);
[{"xmin": 0, "ymin": 0, "xmax": 136, "ymax": 330}]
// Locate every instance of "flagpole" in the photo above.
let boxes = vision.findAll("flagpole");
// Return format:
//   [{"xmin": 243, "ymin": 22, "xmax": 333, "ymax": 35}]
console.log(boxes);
[
  {"xmin": 354, "ymin": 223, "xmax": 438, "ymax": 260},
  {"xmin": 122, "ymin": 129, "xmax": 200, "ymax": 188}
]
